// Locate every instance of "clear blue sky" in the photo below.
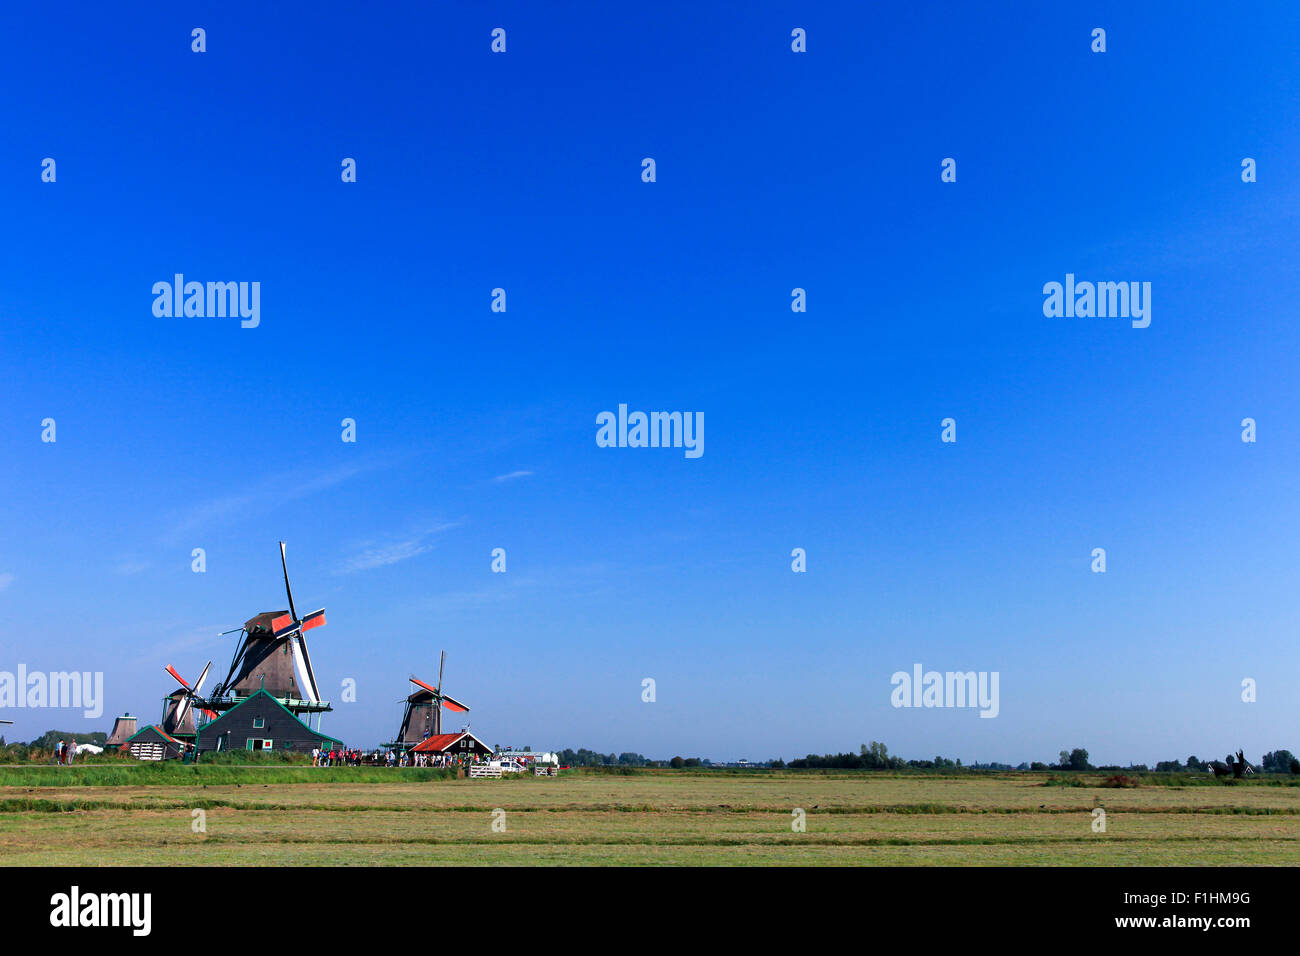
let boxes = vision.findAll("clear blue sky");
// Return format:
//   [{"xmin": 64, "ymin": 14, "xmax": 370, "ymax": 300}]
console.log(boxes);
[{"xmin": 1, "ymin": 1, "xmax": 1298, "ymax": 765}]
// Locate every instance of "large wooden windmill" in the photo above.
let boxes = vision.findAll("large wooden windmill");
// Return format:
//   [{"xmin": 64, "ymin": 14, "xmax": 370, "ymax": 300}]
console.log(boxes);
[
  {"xmin": 393, "ymin": 651, "xmax": 469, "ymax": 749},
  {"xmin": 203, "ymin": 542, "xmax": 331, "ymax": 724}
]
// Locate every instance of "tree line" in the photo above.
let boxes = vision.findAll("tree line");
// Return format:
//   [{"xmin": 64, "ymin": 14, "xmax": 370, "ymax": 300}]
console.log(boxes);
[
  {"xmin": 784, "ymin": 743, "xmax": 1300, "ymax": 773},
  {"xmin": 0, "ymin": 730, "xmax": 107, "ymax": 762},
  {"xmin": 556, "ymin": 748, "xmax": 711, "ymax": 768}
]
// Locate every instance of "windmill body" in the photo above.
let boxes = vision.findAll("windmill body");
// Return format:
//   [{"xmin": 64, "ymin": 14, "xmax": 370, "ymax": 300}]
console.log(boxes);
[
  {"xmin": 161, "ymin": 689, "xmax": 197, "ymax": 737},
  {"xmin": 225, "ymin": 611, "xmax": 321, "ymax": 704},
  {"xmin": 389, "ymin": 650, "xmax": 470, "ymax": 751},
  {"xmin": 105, "ymin": 714, "xmax": 138, "ymax": 748},
  {"xmin": 396, "ymin": 688, "xmax": 438, "ymax": 748}
]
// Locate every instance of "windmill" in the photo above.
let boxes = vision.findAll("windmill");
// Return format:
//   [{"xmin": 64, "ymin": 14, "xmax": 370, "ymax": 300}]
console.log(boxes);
[
  {"xmin": 105, "ymin": 714, "xmax": 137, "ymax": 747},
  {"xmin": 206, "ymin": 542, "xmax": 330, "ymax": 721},
  {"xmin": 394, "ymin": 650, "xmax": 470, "ymax": 748},
  {"xmin": 161, "ymin": 661, "xmax": 215, "ymax": 736}
]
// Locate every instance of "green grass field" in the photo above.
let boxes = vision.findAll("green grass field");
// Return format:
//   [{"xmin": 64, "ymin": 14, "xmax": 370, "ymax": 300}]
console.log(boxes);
[{"xmin": 2, "ymin": 768, "xmax": 1297, "ymax": 865}]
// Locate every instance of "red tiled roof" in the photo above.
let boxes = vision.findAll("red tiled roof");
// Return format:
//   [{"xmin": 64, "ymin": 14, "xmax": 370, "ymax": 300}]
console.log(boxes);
[{"xmin": 410, "ymin": 733, "xmax": 467, "ymax": 753}]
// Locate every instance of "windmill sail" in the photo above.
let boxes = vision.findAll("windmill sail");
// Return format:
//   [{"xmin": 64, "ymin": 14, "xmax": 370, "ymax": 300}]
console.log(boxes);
[
  {"xmin": 164, "ymin": 661, "xmax": 216, "ymax": 728},
  {"xmin": 291, "ymin": 636, "xmax": 320, "ymax": 704}
]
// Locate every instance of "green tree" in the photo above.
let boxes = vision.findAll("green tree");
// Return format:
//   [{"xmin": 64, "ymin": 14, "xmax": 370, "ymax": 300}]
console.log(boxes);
[{"xmin": 1262, "ymin": 750, "xmax": 1297, "ymax": 773}]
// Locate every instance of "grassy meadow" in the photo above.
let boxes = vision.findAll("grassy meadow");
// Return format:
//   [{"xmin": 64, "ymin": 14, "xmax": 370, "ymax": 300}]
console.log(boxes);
[{"xmin": 1, "ymin": 767, "xmax": 1298, "ymax": 865}]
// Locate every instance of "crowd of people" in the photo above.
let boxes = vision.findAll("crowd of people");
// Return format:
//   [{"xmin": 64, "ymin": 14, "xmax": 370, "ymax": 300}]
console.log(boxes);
[
  {"xmin": 309, "ymin": 746, "xmax": 489, "ymax": 769},
  {"xmin": 52, "ymin": 739, "xmax": 76, "ymax": 765},
  {"xmin": 311, "ymin": 747, "xmax": 369, "ymax": 766}
]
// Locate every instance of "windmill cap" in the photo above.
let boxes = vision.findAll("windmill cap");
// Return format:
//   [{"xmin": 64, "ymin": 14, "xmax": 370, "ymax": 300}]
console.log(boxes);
[{"xmin": 244, "ymin": 611, "xmax": 290, "ymax": 633}]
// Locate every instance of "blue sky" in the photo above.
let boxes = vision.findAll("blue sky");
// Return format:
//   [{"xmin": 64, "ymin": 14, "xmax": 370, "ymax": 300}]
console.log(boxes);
[{"xmin": 1, "ymin": 1, "xmax": 1298, "ymax": 764}]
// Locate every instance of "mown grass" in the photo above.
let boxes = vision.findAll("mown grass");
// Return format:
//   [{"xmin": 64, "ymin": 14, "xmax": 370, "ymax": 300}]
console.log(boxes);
[
  {"xmin": 0, "ymin": 763, "xmax": 460, "ymax": 787},
  {"xmin": 4, "ymin": 763, "xmax": 1292, "ymax": 789},
  {"xmin": 2, "ymin": 771, "xmax": 1298, "ymax": 865}
]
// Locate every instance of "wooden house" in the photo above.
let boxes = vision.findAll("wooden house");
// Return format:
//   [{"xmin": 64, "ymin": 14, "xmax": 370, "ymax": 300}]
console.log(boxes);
[
  {"xmin": 122, "ymin": 725, "xmax": 184, "ymax": 761},
  {"xmin": 410, "ymin": 731, "xmax": 493, "ymax": 759},
  {"xmin": 194, "ymin": 688, "xmax": 343, "ymax": 756}
]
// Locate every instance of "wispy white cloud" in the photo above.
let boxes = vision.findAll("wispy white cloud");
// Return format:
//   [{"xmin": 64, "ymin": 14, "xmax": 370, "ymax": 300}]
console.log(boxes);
[
  {"xmin": 406, "ymin": 563, "xmax": 615, "ymax": 620},
  {"xmin": 163, "ymin": 463, "xmax": 373, "ymax": 543},
  {"xmin": 113, "ymin": 557, "xmax": 151, "ymax": 576},
  {"xmin": 492, "ymin": 470, "xmax": 534, "ymax": 483},
  {"xmin": 127, "ymin": 624, "xmax": 231, "ymax": 670},
  {"xmin": 337, "ymin": 521, "xmax": 463, "ymax": 574},
  {"xmin": 342, "ymin": 539, "xmax": 434, "ymax": 572}
]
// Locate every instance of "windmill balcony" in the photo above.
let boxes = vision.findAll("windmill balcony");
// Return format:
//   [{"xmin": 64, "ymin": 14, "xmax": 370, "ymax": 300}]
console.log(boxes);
[{"xmin": 203, "ymin": 692, "xmax": 333, "ymax": 715}]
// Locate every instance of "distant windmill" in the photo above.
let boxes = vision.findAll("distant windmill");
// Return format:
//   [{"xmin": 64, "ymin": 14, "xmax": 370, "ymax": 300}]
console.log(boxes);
[
  {"xmin": 1233, "ymin": 749, "xmax": 1253, "ymax": 778},
  {"xmin": 161, "ymin": 661, "xmax": 215, "ymax": 735},
  {"xmin": 105, "ymin": 714, "xmax": 138, "ymax": 747},
  {"xmin": 395, "ymin": 651, "xmax": 470, "ymax": 748},
  {"xmin": 1210, "ymin": 749, "xmax": 1254, "ymax": 779}
]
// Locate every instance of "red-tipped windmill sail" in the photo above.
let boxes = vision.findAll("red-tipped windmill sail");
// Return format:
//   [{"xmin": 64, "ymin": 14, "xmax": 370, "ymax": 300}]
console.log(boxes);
[
  {"xmin": 164, "ymin": 660, "xmax": 216, "ymax": 724},
  {"xmin": 409, "ymin": 676, "xmax": 438, "ymax": 696},
  {"xmin": 273, "ymin": 541, "xmax": 325, "ymax": 704}
]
